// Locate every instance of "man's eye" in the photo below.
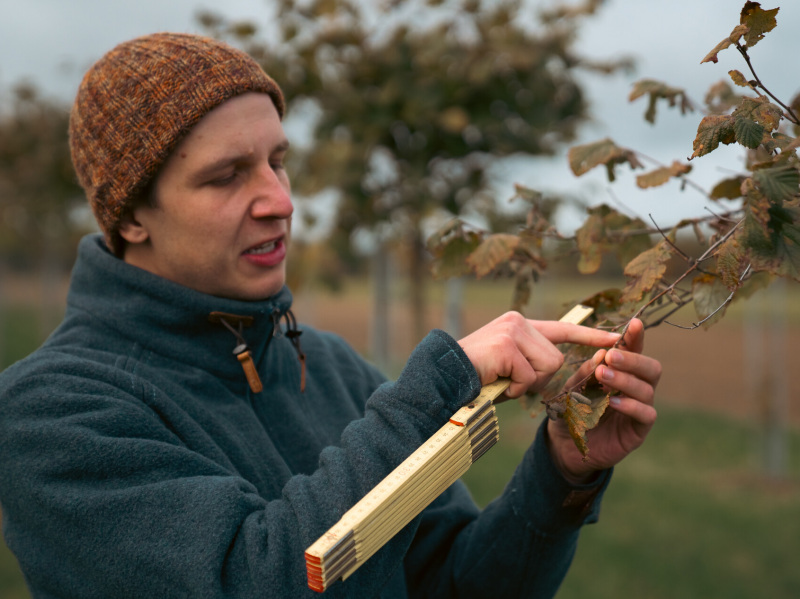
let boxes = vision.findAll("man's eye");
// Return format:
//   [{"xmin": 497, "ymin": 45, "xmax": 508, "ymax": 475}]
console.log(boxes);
[{"xmin": 209, "ymin": 172, "xmax": 237, "ymax": 186}]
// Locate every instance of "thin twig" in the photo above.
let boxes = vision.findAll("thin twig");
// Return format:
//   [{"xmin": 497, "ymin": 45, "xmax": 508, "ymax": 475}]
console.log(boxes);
[
  {"xmin": 649, "ymin": 213, "xmax": 693, "ymax": 263},
  {"xmin": 736, "ymin": 44, "xmax": 800, "ymax": 125},
  {"xmin": 626, "ymin": 218, "xmax": 743, "ymax": 324},
  {"xmin": 664, "ymin": 264, "xmax": 752, "ymax": 329},
  {"xmin": 644, "ymin": 301, "xmax": 691, "ymax": 329},
  {"xmin": 604, "ymin": 187, "xmax": 643, "ymax": 221},
  {"xmin": 704, "ymin": 205, "xmax": 739, "ymax": 223}
]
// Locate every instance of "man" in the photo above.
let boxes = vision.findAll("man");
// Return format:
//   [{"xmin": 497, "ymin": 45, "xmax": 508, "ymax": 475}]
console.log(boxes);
[{"xmin": 0, "ymin": 33, "xmax": 661, "ymax": 598}]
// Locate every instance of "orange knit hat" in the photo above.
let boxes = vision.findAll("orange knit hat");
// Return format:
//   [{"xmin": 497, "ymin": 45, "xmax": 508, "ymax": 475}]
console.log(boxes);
[{"xmin": 69, "ymin": 32, "xmax": 285, "ymax": 256}]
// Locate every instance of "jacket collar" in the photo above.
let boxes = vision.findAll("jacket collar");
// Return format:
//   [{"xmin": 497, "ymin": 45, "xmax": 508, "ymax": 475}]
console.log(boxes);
[{"xmin": 66, "ymin": 234, "xmax": 295, "ymax": 383}]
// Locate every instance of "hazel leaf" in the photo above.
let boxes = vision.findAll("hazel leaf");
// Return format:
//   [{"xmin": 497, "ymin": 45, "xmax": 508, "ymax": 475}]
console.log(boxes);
[
  {"xmin": 701, "ymin": 24, "xmax": 749, "ymax": 64},
  {"xmin": 734, "ymin": 117, "xmax": 765, "ymax": 149},
  {"xmin": 733, "ymin": 96, "xmax": 783, "ymax": 131},
  {"xmin": 620, "ymin": 240, "xmax": 673, "ymax": 304},
  {"xmin": 567, "ymin": 138, "xmax": 643, "ymax": 180},
  {"xmin": 740, "ymin": 2, "xmax": 779, "ymax": 48},
  {"xmin": 427, "ymin": 219, "xmax": 483, "ymax": 279},
  {"xmin": 628, "ymin": 79, "xmax": 693, "ymax": 123},
  {"xmin": 636, "ymin": 161, "xmax": 692, "ymax": 189},
  {"xmin": 692, "ymin": 115, "xmax": 736, "ymax": 158},
  {"xmin": 728, "ymin": 69, "xmax": 750, "ymax": 88},
  {"xmin": 692, "ymin": 273, "xmax": 731, "ymax": 327},
  {"xmin": 562, "ymin": 393, "xmax": 610, "ymax": 457},
  {"xmin": 466, "ymin": 233, "xmax": 520, "ymax": 278},
  {"xmin": 575, "ymin": 212, "xmax": 604, "ymax": 274},
  {"xmin": 716, "ymin": 235, "xmax": 749, "ymax": 291},
  {"xmin": 753, "ymin": 165, "xmax": 800, "ymax": 203},
  {"xmin": 744, "ymin": 194, "xmax": 800, "ymax": 281},
  {"xmin": 710, "ymin": 176, "xmax": 746, "ymax": 200}
]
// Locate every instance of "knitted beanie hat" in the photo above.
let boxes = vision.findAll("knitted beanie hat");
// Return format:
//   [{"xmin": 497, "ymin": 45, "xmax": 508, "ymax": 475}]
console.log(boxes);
[{"xmin": 69, "ymin": 32, "xmax": 285, "ymax": 256}]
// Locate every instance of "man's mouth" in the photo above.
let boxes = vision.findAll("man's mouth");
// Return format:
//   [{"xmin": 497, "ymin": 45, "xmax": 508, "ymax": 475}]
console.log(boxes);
[{"xmin": 244, "ymin": 240, "xmax": 279, "ymax": 255}]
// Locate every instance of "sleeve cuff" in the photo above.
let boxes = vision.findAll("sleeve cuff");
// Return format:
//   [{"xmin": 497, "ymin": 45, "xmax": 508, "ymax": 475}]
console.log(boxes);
[
  {"xmin": 389, "ymin": 329, "xmax": 482, "ymax": 421},
  {"xmin": 505, "ymin": 417, "xmax": 613, "ymax": 534}
]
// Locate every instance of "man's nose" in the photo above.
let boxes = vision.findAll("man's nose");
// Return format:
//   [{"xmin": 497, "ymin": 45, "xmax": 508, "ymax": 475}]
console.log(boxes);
[{"xmin": 250, "ymin": 166, "xmax": 293, "ymax": 219}]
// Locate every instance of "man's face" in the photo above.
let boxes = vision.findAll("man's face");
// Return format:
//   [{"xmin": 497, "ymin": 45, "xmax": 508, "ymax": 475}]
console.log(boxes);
[{"xmin": 120, "ymin": 92, "xmax": 293, "ymax": 301}]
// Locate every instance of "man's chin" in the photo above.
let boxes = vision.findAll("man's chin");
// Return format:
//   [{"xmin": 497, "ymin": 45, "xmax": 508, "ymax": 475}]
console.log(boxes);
[{"xmin": 229, "ymin": 280, "xmax": 286, "ymax": 303}]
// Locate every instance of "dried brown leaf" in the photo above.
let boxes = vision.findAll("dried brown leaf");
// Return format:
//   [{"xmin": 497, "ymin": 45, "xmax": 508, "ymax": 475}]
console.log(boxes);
[
  {"xmin": 567, "ymin": 138, "xmax": 642, "ymax": 180},
  {"xmin": 701, "ymin": 24, "xmax": 749, "ymax": 64},
  {"xmin": 709, "ymin": 176, "xmax": 746, "ymax": 200},
  {"xmin": 575, "ymin": 212, "xmax": 604, "ymax": 274},
  {"xmin": 629, "ymin": 79, "xmax": 692, "ymax": 123},
  {"xmin": 562, "ymin": 394, "xmax": 609, "ymax": 457},
  {"xmin": 728, "ymin": 69, "xmax": 750, "ymax": 88},
  {"xmin": 716, "ymin": 235, "xmax": 748, "ymax": 291},
  {"xmin": 620, "ymin": 240, "xmax": 673, "ymax": 304},
  {"xmin": 427, "ymin": 219, "xmax": 483, "ymax": 279},
  {"xmin": 636, "ymin": 161, "xmax": 692, "ymax": 189},
  {"xmin": 466, "ymin": 233, "xmax": 520, "ymax": 278},
  {"xmin": 704, "ymin": 80, "xmax": 742, "ymax": 114},
  {"xmin": 733, "ymin": 96, "xmax": 783, "ymax": 131},
  {"xmin": 740, "ymin": 2, "xmax": 779, "ymax": 47}
]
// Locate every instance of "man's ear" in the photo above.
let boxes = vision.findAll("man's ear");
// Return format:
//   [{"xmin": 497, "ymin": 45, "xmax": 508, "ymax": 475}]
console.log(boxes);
[{"xmin": 118, "ymin": 211, "xmax": 150, "ymax": 244}]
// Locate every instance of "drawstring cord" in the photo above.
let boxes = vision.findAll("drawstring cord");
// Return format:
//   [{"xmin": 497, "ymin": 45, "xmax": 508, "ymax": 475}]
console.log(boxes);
[
  {"xmin": 212, "ymin": 309, "xmax": 305, "ymax": 394},
  {"xmin": 282, "ymin": 309, "xmax": 306, "ymax": 392},
  {"xmin": 218, "ymin": 317, "xmax": 263, "ymax": 394}
]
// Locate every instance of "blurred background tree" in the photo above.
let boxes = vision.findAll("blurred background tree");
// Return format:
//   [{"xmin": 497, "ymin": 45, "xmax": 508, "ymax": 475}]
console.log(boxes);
[
  {"xmin": 0, "ymin": 83, "xmax": 91, "ymax": 346},
  {"xmin": 2, "ymin": 2, "xmax": 800, "ymax": 598},
  {"xmin": 0, "ymin": 83, "xmax": 86, "ymax": 271},
  {"xmin": 0, "ymin": 0, "xmax": 630, "ymax": 369},
  {"xmin": 198, "ymin": 0, "xmax": 628, "ymax": 366}
]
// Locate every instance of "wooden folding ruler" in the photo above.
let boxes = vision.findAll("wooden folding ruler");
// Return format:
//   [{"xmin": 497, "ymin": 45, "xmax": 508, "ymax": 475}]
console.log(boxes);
[{"xmin": 305, "ymin": 304, "xmax": 593, "ymax": 592}]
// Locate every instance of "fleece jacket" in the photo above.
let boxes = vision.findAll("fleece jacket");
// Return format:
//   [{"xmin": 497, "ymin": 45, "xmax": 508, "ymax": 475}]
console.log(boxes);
[{"xmin": 0, "ymin": 234, "xmax": 611, "ymax": 598}]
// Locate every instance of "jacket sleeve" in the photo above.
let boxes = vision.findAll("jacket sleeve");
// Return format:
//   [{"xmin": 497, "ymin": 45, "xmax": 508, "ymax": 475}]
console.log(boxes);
[
  {"xmin": 0, "ymin": 328, "xmax": 609, "ymax": 599},
  {"xmin": 404, "ymin": 419, "xmax": 612, "ymax": 598},
  {"xmin": 0, "ymin": 330, "xmax": 479, "ymax": 599}
]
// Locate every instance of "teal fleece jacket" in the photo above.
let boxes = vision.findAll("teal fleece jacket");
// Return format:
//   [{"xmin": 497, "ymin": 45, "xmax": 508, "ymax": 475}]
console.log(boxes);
[{"xmin": 0, "ymin": 235, "xmax": 610, "ymax": 598}]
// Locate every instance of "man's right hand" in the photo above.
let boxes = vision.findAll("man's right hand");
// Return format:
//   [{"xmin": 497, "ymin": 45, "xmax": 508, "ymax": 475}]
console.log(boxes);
[{"xmin": 457, "ymin": 311, "xmax": 622, "ymax": 400}]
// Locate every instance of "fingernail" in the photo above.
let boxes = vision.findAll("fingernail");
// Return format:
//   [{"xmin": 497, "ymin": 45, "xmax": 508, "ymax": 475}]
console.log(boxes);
[
  {"xmin": 599, "ymin": 365, "xmax": 614, "ymax": 381},
  {"xmin": 607, "ymin": 349, "xmax": 623, "ymax": 366},
  {"xmin": 610, "ymin": 396, "xmax": 621, "ymax": 406}
]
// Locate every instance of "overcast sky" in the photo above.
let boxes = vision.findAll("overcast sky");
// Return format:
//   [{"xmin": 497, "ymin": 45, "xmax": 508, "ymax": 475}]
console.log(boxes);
[{"xmin": 1, "ymin": 0, "xmax": 797, "ymax": 232}]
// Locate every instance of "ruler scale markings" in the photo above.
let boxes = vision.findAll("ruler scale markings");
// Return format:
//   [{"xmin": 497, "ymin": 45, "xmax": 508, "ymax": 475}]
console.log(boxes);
[
  {"xmin": 352, "ymin": 431, "xmax": 477, "ymax": 546},
  {"xmin": 342, "ymin": 416, "xmax": 496, "ymax": 580}
]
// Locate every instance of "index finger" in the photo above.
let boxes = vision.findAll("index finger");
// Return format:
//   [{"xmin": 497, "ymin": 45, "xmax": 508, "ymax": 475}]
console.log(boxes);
[{"xmin": 528, "ymin": 320, "xmax": 621, "ymax": 348}]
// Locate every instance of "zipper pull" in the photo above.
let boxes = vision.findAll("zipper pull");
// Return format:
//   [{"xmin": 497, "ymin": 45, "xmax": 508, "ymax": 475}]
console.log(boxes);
[
  {"xmin": 234, "ymin": 344, "xmax": 263, "ymax": 394},
  {"xmin": 298, "ymin": 352, "xmax": 306, "ymax": 392}
]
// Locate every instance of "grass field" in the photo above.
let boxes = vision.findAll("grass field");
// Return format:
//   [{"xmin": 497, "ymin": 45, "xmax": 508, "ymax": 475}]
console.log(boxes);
[
  {"xmin": 1, "ymin": 274, "xmax": 798, "ymax": 598},
  {"xmin": 464, "ymin": 402, "xmax": 800, "ymax": 599}
]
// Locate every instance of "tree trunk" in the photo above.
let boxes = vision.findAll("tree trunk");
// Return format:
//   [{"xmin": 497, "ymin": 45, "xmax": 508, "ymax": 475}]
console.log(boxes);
[
  {"xmin": 408, "ymin": 229, "xmax": 427, "ymax": 345},
  {"xmin": 444, "ymin": 277, "xmax": 464, "ymax": 340},
  {"xmin": 371, "ymin": 243, "xmax": 390, "ymax": 373},
  {"xmin": 744, "ymin": 280, "xmax": 789, "ymax": 479},
  {"xmin": 0, "ymin": 261, "xmax": 5, "ymax": 370},
  {"xmin": 763, "ymin": 279, "xmax": 788, "ymax": 479},
  {"xmin": 39, "ymin": 237, "xmax": 62, "ymax": 341}
]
